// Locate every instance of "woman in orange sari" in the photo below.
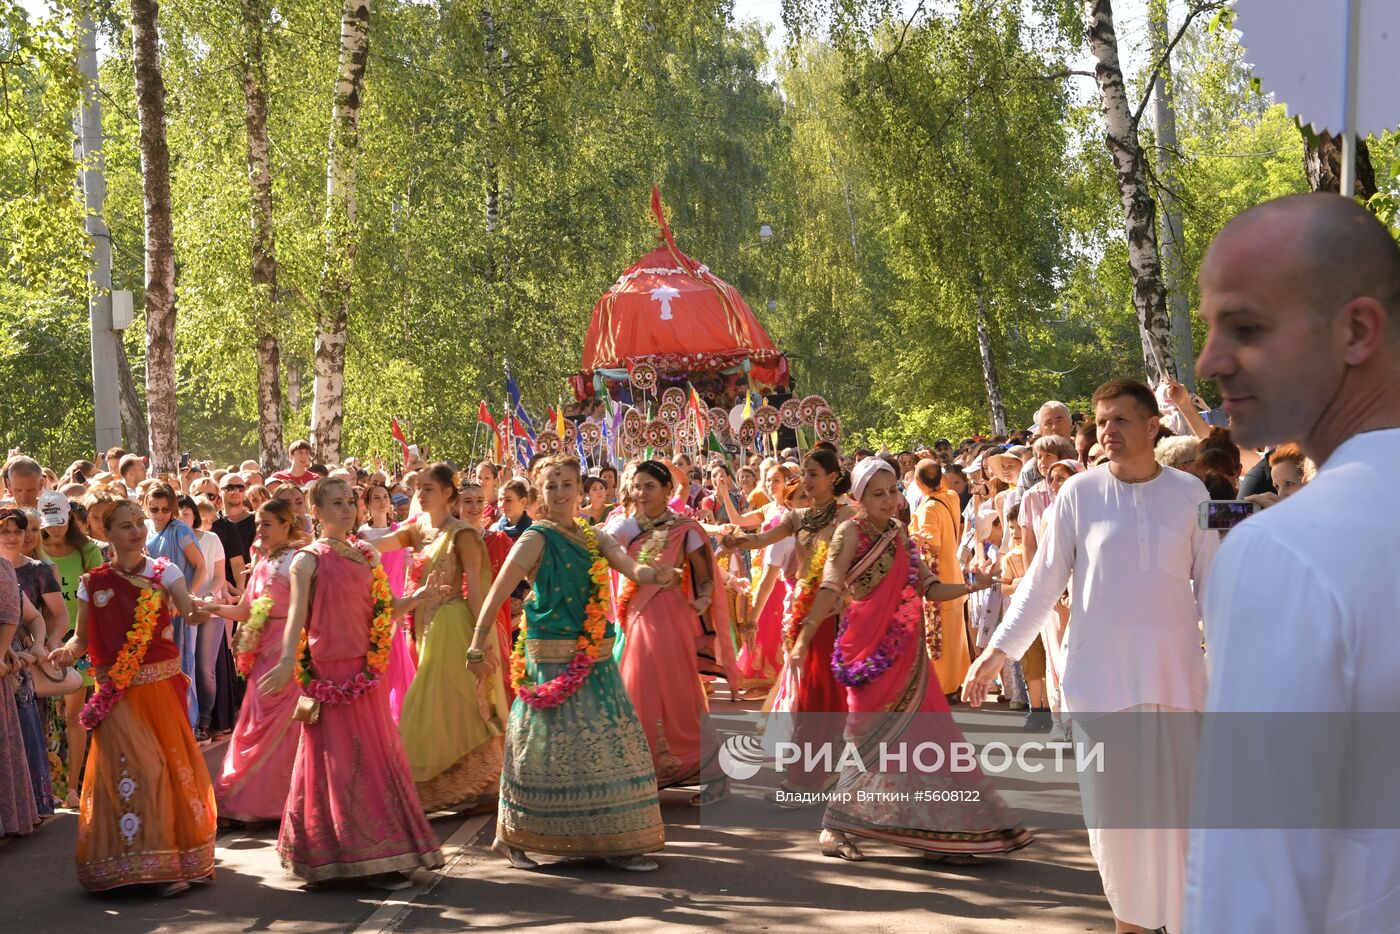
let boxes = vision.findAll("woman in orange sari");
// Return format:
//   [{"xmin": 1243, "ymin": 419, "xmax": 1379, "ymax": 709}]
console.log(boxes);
[
  {"xmin": 613, "ymin": 460, "xmax": 730, "ymax": 805},
  {"xmin": 794, "ymin": 458, "xmax": 1033, "ymax": 862},
  {"xmin": 48, "ymin": 500, "xmax": 217, "ymax": 895}
]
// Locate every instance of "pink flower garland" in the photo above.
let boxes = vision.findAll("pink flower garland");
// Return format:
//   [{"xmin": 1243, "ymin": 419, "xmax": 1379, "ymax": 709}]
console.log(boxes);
[{"xmin": 831, "ymin": 543, "xmax": 920, "ymax": 688}]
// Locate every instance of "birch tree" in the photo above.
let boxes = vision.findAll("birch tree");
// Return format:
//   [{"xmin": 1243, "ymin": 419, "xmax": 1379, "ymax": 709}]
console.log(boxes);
[
  {"xmin": 1148, "ymin": 0, "xmax": 1193, "ymax": 389},
  {"xmin": 311, "ymin": 0, "xmax": 370, "ymax": 464},
  {"xmin": 1085, "ymin": 0, "xmax": 1223, "ymax": 386},
  {"xmin": 240, "ymin": 0, "xmax": 284, "ymax": 473},
  {"xmin": 130, "ymin": 0, "xmax": 179, "ymax": 473}
]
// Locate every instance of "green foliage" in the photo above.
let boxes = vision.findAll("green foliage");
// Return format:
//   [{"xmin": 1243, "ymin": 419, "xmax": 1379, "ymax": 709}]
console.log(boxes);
[{"xmin": 6, "ymin": 0, "xmax": 1397, "ymax": 466}]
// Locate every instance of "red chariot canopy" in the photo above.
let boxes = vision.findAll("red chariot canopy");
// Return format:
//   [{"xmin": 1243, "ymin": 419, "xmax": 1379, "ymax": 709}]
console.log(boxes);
[{"xmin": 574, "ymin": 188, "xmax": 789, "ymax": 399}]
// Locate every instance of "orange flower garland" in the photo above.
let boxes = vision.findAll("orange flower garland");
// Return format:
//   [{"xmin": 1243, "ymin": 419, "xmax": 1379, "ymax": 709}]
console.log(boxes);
[
  {"xmin": 80, "ymin": 559, "xmax": 170, "ymax": 729},
  {"xmin": 615, "ymin": 527, "xmax": 668, "ymax": 621},
  {"xmin": 296, "ymin": 541, "xmax": 394, "ymax": 705},
  {"xmin": 781, "ymin": 540, "xmax": 828, "ymax": 651},
  {"xmin": 510, "ymin": 519, "xmax": 610, "ymax": 709}
]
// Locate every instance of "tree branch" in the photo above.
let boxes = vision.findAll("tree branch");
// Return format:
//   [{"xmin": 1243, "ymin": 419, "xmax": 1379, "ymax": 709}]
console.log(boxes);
[{"xmin": 1130, "ymin": 1, "xmax": 1226, "ymax": 130}]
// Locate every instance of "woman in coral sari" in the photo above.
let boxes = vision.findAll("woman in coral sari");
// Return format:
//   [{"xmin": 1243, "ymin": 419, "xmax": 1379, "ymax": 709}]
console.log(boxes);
[
  {"xmin": 201, "ymin": 500, "xmax": 301, "ymax": 824},
  {"xmin": 357, "ymin": 481, "xmax": 415, "ymax": 722},
  {"xmin": 612, "ymin": 460, "xmax": 730, "ymax": 805},
  {"xmin": 258, "ymin": 478, "xmax": 443, "ymax": 889},
  {"xmin": 48, "ymin": 500, "xmax": 217, "ymax": 895},
  {"xmin": 796, "ymin": 459, "xmax": 1033, "ymax": 862},
  {"xmin": 721, "ymin": 448, "xmax": 856, "ymax": 792},
  {"xmin": 466, "ymin": 455, "xmax": 675, "ymax": 872},
  {"xmin": 461, "ymin": 482, "xmax": 515, "ymax": 703}
]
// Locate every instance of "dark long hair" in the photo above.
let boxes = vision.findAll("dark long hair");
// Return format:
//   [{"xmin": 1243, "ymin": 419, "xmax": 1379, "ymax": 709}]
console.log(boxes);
[{"xmin": 804, "ymin": 447, "xmax": 851, "ymax": 496}]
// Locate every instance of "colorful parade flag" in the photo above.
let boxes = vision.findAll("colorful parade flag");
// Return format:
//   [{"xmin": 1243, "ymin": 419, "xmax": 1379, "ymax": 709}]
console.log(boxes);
[
  {"xmin": 504, "ymin": 363, "xmax": 536, "ymax": 439},
  {"xmin": 390, "ymin": 417, "xmax": 410, "ymax": 462}
]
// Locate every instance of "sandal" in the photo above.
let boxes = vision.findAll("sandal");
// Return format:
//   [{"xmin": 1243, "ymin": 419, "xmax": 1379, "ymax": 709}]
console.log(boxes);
[
  {"xmin": 490, "ymin": 838, "xmax": 539, "ymax": 870},
  {"xmin": 689, "ymin": 779, "xmax": 731, "ymax": 807},
  {"xmin": 604, "ymin": 855, "xmax": 659, "ymax": 872},
  {"xmin": 820, "ymin": 840, "xmax": 865, "ymax": 862}
]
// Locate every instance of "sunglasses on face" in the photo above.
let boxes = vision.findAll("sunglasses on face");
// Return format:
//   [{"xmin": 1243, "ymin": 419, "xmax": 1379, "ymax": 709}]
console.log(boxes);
[
  {"xmin": 148, "ymin": 506, "xmax": 172, "ymax": 515},
  {"xmin": 222, "ymin": 484, "xmax": 245, "ymax": 491}
]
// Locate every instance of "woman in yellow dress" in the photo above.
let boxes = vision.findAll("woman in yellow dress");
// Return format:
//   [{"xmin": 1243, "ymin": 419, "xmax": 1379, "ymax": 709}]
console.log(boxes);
[{"xmin": 379, "ymin": 463, "xmax": 509, "ymax": 812}]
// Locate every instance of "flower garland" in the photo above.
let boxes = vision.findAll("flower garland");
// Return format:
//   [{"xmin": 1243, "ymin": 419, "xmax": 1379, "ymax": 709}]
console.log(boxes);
[
  {"xmin": 781, "ymin": 540, "xmax": 828, "ymax": 651},
  {"xmin": 404, "ymin": 549, "xmax": 431, "ymax": 635},
  {"xmin": 924, "ymin": 549, "xmax": 943, "ymax": 661},
  {"xmin": 80, "ymin": 559, "xmax": 170, "ymax": 730},
  {"xmin": 234, "ymin": 596, "xmax": 275, "ymax": 678},
  {"xmin": 296, "ymin": 538, "xmax": 394, "ymax": 705},
  {"xmin": 831, "ymin": 542, "xmax": 920, "ymax": 687},
  {"xmin": 615, "ymin": 526, "xmax": 669, "ymax": 621},
  {"xmin": 510, "ymin": 519, "xmax": 610, "ymax": 709}
]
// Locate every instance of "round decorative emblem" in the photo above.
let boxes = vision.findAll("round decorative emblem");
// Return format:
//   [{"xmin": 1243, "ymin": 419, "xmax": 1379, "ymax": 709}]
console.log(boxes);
[
  {"xmin": 658, "ymin": 401, "xmax": 682, "ymax": 425},
  {"xmin": 579, "ymin": 422, "xmax": 601, "ymax": 448},
  {"xmin": 644, "ymin": 419, "xmax": 672, "ymax": 449},
  {"xmin": 800, "ymin": 394, "xmax": 828, "ymax": 424},
  {"xmin": 535, "ymin": 430, "xmax": 562, "ymax": 455},
  {"xmin": 779, "ymin": 399, "xmax": 803, "ymax": 429},
  {"xmin": 661, "ymin": 387, "xmax": 685, "ymax": 409},
  {"xmin": 814, "ymin": 407, "xmax": 841, "ymax": 443},
  {"xmin": 754, "ymin": 404, "xmax": 780, "ymax": 434},
  {"xmin": 707, "ymin": 407, "xmax": 730, "ymax": 438},
  {"xmin": 623, "ymin": 408, "xmax": 644, "ymax": 440},
  {"xmin": 630, "ymin": 363, "xmax": 657, "ymax": 392},
  {"xmin": 738, "ymin": 418, "xmax": 757, "ymax": 448}
]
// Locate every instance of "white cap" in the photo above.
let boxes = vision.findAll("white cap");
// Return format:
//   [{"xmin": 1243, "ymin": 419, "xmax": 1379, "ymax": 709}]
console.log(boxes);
[{"xmin": 38, "ymin": 490, "xmax": 70, "ymax": 528}]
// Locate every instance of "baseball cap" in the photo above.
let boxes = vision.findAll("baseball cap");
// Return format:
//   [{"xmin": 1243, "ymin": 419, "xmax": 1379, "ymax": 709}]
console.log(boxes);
[
  {"xmin": 39, "ymin": 490, "xmax": 70, "ymax": 528},
  {"xmin": 391, "ymin": 492, "xmax": 410, "ymax": 507}
]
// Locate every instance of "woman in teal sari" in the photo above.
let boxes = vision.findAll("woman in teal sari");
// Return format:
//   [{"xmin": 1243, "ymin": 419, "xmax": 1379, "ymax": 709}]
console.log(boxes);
[{"xmin": 467, "ymin": 454, "xmax": 678, "ymax": 872}]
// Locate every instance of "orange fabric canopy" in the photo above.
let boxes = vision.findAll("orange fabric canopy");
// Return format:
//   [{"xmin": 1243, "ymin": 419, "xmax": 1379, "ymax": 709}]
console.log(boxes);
[{"xmin": 576, "ymin": 189, "xmax": 788, "ymax": 395}]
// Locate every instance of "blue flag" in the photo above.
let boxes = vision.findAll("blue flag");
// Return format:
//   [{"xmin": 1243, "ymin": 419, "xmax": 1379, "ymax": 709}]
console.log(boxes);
[{"xmin": 504, "ymin": 364, "xmax": 536, "ymax": 440}]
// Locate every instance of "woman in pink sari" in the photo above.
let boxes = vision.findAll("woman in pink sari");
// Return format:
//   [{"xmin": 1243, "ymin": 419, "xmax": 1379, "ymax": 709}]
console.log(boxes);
[
  {"xmin": 358, "ymin": 481, "xmax": 415, "ymax": 722},
  {"xmin": 612, "ymin": 460, "xmax": 731, "ymax": 805},
  {"xmin": 202, "ymin": 500, "xmax": 301, "ymax": 824},
  {"xmin": 794, "ymin": 458, "xmax": 1033, "ymax": 862},
  {"xmin": 258, "ymin": 478, "xmax": 443, "ymax": 889}
]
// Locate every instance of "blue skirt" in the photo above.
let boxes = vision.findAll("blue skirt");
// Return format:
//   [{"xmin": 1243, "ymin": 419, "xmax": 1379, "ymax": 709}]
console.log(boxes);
[
  {"xmin": 498, "ymin": 652, "xmax": 663, "ymax": 857},
  {"xmin": 15, "ymin": 678, "xmax": 54, "ymax": 816}
]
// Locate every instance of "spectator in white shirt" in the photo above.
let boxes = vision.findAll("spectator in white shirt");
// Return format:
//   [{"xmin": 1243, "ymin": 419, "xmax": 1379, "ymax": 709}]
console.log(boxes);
[
  {"xmin": 1187, "ymin": 193, "xmax": 1400, "ymax": 933},
  {"xmin": 964, "ymin": 378, "xmax": 1217, "ymax": 934}
]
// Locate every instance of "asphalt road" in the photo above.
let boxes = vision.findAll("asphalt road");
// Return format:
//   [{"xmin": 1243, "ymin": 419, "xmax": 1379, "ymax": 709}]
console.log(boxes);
[{"xmin": 2, "ymin": 701, "xmax": 1111, "ymax": 933}]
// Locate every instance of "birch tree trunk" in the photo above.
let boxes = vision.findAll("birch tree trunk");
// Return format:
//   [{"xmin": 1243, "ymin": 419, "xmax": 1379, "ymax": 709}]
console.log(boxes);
[
  {"xmin": 310, "ymin": 0, "xmax": 370, "ymax": 464},
  {"xmin": 131, "ymin": 0, "xmax": 180, "ymax": 474},
  {"xmin": 241, "ymin": 0, "xmax": 285, "ymax": 474},
  {"xmin": 1086, "ymin": 0, "xmax": 1174, "ymax": 387},
  {"xmin": 974, "ymin": 291, "xmax": 1007, "ymax": 436},
  {"xmin": 1149, "ymin": 1, "xmax": 1193, "ymax": 391},
  {"xmin": 115, "ymin": 343, "xmax": 148, "ymax": 455}
]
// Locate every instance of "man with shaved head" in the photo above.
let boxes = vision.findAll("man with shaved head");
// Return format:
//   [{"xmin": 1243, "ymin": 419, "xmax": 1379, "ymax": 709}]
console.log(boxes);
[{"xmin": 1187, "ymin": 193, "xmax": 1400, "ymax": 933}]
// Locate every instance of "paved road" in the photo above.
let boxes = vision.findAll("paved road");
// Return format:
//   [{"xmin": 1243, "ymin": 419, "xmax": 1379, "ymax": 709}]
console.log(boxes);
[{"xmin": 3, "ymin": 701, "xmax": 1110, "ymax": 933}]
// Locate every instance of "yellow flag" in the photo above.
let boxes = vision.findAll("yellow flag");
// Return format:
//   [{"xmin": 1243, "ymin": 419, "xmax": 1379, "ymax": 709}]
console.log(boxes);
[
  {"xmin": 742, "ymin": 392, "xmax": 752, "ymax": 420},
  {"xmin": 556, "ymin": 401, "xmax": 566, "ymax": 437}
]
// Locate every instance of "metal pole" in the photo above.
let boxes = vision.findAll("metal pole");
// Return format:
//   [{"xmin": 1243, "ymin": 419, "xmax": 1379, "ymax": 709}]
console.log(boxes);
[
  {"xmin": 78, "ymin": 9, "xmax": 123, "ymax": 454},
  {"xmin": 1340, "ymin": 0, "xmax": 1360, "ymax": 197}
]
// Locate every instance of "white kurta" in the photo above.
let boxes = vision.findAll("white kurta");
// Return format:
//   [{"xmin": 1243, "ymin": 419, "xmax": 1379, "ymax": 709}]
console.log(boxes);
[
  {"xmin": 988, "ymin": 463, "xmax": 1216, "ymax": 932},
  {"xmin": 988, "ymin": 464, "xmax": 1217, "ymax": 714},
  {"xmin": 1186, "ymin": 429, "xmax": 1400, "ymax": 934}
]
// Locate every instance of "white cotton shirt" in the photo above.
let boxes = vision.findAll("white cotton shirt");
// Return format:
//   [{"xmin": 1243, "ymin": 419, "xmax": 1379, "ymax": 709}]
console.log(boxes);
[
  {"xmin": 987, "ymin": 464, "xmax": 1217, "ymax": 715},
  {"xmin": 194, "ymin": 529, "xmax": 225, "ymax": 598},
  {"xmin": 1186, "ymin": 428, "xmax": 1400, "ymax": 934},
  {"xmin": 77, "ymin": 557, "xmax": 183, "ymax": 601}
]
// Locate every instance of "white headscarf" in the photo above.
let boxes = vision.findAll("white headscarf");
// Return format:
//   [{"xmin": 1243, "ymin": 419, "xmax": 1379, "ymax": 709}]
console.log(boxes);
[{"xmin": 851, "ymin": 457, "xmax": 895, "ymax": 501}]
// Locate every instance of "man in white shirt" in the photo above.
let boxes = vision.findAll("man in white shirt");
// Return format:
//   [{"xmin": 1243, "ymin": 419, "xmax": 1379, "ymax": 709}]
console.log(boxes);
[
  {"xmin": 1186, "ymin": 194, "xmax": 1400, "ymax": 932},
  {"xmin": 963, "ymin": 378, "xmax": 1217, "ymax": 934}
]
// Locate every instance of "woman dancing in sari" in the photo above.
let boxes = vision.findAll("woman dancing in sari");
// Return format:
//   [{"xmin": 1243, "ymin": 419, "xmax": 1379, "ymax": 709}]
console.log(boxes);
[
  {"xmin": 796, "ymin": 458, "xmax": 1032, "ymax": 862},
  {"xmin": 47, "ymin": 500, "xmax": 217, "ymax": 894},
  {"xmin": 358, "ymin": 481, "xmax": 415, "ymax": 722},
  {"xmin": 201, "ymin": 500, "xmax": 301, "ymax": 824},
  {"xmin": 715, "ymin": 463, "xmax": 793, "ymax": 698},
  {"xmin": 721, "ymin": 448, "xmax": 856, "ymax": 792},
  {"xmin": 460, "ymin": 482, "xmax": 514, "ymax": 702},
  {"xmin": 382, "ymin": 463, "xmax": 509, "ymax": 812},
  {"xmin": 465, "ymin": 455, "xmax": 676, "ymax": 872},
  {"xmin": 612, "ymin": 460, "xmax": 731, "ymax": 804},
  {"xmin": 258, "ymin": 478, "xmax": 443, "ymax": 889}
]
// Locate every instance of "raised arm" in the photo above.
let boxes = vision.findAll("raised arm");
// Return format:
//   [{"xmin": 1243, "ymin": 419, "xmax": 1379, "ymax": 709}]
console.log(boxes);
[
  {"xmin": 596, "ymin": 529, "xmax": 680, "ymax": 586},
  {"xmin": 721, "ymin": 514, "xmax": 794, "ymax": 553}
]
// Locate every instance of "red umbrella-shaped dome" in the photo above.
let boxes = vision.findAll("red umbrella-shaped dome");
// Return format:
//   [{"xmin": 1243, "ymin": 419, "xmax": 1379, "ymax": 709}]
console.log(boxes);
[{"xmin": 575, "ymin": 188, "xmax": 789, "ymax": 397}]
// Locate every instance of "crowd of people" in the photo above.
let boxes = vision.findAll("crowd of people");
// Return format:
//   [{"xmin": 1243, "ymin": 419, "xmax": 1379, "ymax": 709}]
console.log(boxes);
[{"xmin": 0, "ymin": 192, "xmax": 1396, "ymax": 933}]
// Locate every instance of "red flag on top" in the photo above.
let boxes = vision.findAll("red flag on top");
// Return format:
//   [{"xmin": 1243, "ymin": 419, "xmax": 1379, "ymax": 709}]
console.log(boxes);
[
  {"xmin": 545, "ymin": 405, "xmax": 557, "ymax": 429},
  {"xmin": 390, "ymin": 417, "xmax": 410, "ymax": 462},
  {"xmin": 477, "ymin": 401, "xmax": 497, "ymax": 431}
]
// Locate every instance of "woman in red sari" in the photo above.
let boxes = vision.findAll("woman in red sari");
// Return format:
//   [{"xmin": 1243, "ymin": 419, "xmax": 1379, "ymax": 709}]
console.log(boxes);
[
  {"xmin": 48, "ymin": 500, "xmax": 217, "ymax": 895},
  {"xmin": 795, "ymin": 458, "xmax": 1033, "ymax": 862},
  {"xmin": 613, "ymin": 460, "xmax": 731, "ymax": 805},
  {"xmin": 721, "ymin": 448, "xmax": 855, "ymax": 793}
]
